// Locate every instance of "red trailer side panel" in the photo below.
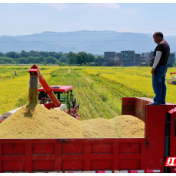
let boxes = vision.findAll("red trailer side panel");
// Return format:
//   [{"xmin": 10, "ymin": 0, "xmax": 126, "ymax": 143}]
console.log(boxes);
[
  {"xmin": 145, "ymin": 105, "xmax": 170, "ymax": 173},
  {"xmin": 169, "ymin": 108, "xmax": 176, "ymax": 156},
  {"xmin": 122, "ymin": 97, "xmax": 153, "ymax": 122},
  {"xmin": 0, "ymin": 138, "xmax": 145, "ymax": 173},
  {"xmin": 122, "ymin": 97, "xmax": 173, "ymax": 122},
  {"xmin": 122, "ymin": 97, "xmax": 176, "ymax": 173}
]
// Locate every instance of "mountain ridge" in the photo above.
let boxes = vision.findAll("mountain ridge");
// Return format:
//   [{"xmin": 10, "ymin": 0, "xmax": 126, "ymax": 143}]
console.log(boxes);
[{"xmin": 0, "ymin": 31, "xmax": 175, "ymax": 54}]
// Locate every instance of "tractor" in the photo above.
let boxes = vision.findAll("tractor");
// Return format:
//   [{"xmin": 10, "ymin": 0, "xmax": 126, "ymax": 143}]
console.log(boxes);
[
  {"xmin": 167, "ymin": 72, "xmax": 176, "ymax": 85},
  {"xmin": 38, "ymin": 85, "xmax": 79, "ymax": 119}
]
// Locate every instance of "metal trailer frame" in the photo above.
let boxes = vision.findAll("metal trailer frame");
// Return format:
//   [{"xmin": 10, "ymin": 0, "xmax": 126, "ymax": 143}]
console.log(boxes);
[{"xmin": 0, "ymin": 97, "xmax": 175, "ymax": 173}]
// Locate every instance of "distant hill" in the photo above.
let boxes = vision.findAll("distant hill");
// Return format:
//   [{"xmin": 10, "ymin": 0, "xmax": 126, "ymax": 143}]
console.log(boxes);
[{"xmin": 0, "ymin": 31, "xmax": 176, "ymax": 54}]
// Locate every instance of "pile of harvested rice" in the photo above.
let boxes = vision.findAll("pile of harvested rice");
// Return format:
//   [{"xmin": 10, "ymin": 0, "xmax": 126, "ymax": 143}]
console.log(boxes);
[
  {"xmin": 0, "ymin": 104, "xmax": 144, "ymax": 138},
  {"xmin": 82, "ymin": 115, "xmax": 144, "ymax": 138},
  {"xmin": 0, "ymin": 85, "xmax": 144, "ymax": 138}
]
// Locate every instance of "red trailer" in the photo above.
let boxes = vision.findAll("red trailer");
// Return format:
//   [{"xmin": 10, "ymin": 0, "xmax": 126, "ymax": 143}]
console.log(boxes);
[{"xmin": 0, "ymin": 97, "xmax": 176, "ymax": 173}]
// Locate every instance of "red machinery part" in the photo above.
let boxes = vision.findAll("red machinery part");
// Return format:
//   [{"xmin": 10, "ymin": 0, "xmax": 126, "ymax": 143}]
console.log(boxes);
[
  {"xmin": 29, "ymin": 65, "xmax": 78, "ymax": 117},
  {"xmin": 71, "ymin": 104, "xmax": 79, "ymax": 119},
  {"xmin": 29, "ymin": 64, "xmax": 38, "ymax": 76},
  {"xmin": 29, "ymin": 64, "xmax": 39, "ymax": 90},
  {"xmin": 0, "ymin": 120, "xmax": 4, "ymax": 123},
  {"xmin": 37, "ymin": 70, "xmax": 61, "ymax": 108},
  {"xmin": 170, "ymin": 72, "xmax": 176, "ymax": 76},
  {"xmin": 41, "ymin": 98, "xmax": 56, "ymax": 109},
  {"xmin": 29, "ymin": 64, "xmax": 61, "ymax": 108},
  {"xmin": 39, "ymin": 86, "xmax": 73, "ymax": 93},
  {"xmin": 75, "ymin": 114, "xmax": 79, "ymax": 120}
]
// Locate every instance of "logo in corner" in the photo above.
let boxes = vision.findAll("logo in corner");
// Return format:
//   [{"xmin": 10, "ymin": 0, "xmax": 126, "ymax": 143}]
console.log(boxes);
[{"xmin": 165, "ymin": 157, "xmax": 176, "ymax": 167}]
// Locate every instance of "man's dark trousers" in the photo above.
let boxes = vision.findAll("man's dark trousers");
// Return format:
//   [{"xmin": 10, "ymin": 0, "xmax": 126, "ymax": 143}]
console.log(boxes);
[{"xmin": 152, "ymin": 65, "xmax": 168, "ymax": 105}]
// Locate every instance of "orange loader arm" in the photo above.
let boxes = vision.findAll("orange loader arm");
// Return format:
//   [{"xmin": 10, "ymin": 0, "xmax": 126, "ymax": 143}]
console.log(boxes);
[{"xmin": 29, "ymin": 64, "xmax": 61, "ymax": 108}]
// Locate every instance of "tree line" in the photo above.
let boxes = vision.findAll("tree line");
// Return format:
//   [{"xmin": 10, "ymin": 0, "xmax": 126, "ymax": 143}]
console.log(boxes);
[{"xmin": 0, "ymin": 50, "xmax": 97, "ymax": 65}]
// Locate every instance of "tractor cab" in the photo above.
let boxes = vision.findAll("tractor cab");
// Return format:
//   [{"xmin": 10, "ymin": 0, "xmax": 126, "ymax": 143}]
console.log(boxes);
[{"xmin": 38, "ymin": 85, "xmax": 79, "ymax": 119}]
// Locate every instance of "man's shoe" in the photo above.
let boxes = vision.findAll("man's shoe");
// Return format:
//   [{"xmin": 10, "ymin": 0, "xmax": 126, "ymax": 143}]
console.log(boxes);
[{"xmin": 148, "ymin": 102, "xmax": 159, "ymax": 105}]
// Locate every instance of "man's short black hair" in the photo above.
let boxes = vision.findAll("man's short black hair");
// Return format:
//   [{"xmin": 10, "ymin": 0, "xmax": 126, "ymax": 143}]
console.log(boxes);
[{"xmin": 153, "ymin": 32, "xmax": 163, "ymax": 38}]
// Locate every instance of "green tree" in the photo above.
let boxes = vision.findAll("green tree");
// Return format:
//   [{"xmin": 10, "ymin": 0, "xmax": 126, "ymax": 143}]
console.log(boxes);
[
  {"xmin": 29, "ymin": 51, "xmax": 40, "ymax": 57},
  {"xmin": 27, "ymin": 56, "xmax": 36, "ymax": 64},
  {"xmin": 55, "ymin": 53, "xmax": 63, "ymax": 60},
  {"xmin": 35, "ymin": 57, "xmax": 40, "ymax": 63},
  {"xmin": 6, "ymin": 52, "xmax": 20, "ymax": 59},
  {"xmin": 148, "ymin": 61, "xmax": 152, "ymax": 66},
  {"xmin": 45, "ymin": 56, "xmax": 57, "ymax": 64},
  {"xmin": 59, "ymin": 55, "xmax": 68, "ymax": 63},
  {"xmin": 68, "ymin": 51, "xmax": 76, "ymax": 64},
  {"xmin": 0, "ymin": 57, "xmax": 5, "ymax": 64},
  {"xmin": 0, "ymin": 52, "xmax": 3, "ymax": 57},
  {"xmin": 76, "ymin": 51, "xmax": 87, "ymax": 64},
  {"xmin": 87, "ymin": 53, "xmax": 95, "ymax": 62},
  {"xmin": 48, "ymin": 52, "xmax": 57, "ymax": 58},
  {"xmin": 15, "ymin": 53, "xmax": 20, "ymax": 59},
  {"xmin": 39, "ymin": 56, "xmax": 44, "ymax": 63},
  {"xmin": 19, "ymin": 57, "xmax": 27, "ymax": 64},
  {"xmin": 20, "ymin": 50, "xmax": 28, "ymax": 58},
  {"xmin": 0, "ymin": 57, "xmax": 13, "ymax": 64},
  {"xmin": 39, "ymin": 51, "xmax": 49, "ymax": 57},
  {"xmin": 43, "ymin": 61, "xmax": 47, "ymax": 66},
  {"xmin": 29, "ymin": 50, "xmax": 35, "ymax": 57}
]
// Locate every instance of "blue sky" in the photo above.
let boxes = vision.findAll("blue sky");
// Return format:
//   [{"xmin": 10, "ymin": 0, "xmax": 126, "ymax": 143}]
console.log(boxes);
[{"xmin": 0, "ymin": 3, "xmax": 176, "ymax": 36}]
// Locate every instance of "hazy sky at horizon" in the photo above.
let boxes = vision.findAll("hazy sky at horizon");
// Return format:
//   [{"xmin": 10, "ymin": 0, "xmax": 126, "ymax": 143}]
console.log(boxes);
[{"xmin": 0, "ymin": 3, "xmax": 176, "ymax": 36}]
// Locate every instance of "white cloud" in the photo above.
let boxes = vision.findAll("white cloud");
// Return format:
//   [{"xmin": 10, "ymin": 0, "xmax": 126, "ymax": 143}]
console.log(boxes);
[
  {"xmin": 87, "ymin": 3, "xmax": 120, "ymax": 10},
  {"xmin": 47, "ymin": 3, "xmax": 120, "ymax": 11},
  {"xmin": 48, "ymin": 3, "xmax": 69, "ymax": 11},
  {"xmin": 117, "ymin": 29, "xmax": 132, "ymax": 32}
]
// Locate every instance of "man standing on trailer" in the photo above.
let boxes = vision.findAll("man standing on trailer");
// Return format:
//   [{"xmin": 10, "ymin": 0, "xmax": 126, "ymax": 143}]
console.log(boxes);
[{"xmin": 150, "ymin": 32, "xmax": 170, "ymax": 105}]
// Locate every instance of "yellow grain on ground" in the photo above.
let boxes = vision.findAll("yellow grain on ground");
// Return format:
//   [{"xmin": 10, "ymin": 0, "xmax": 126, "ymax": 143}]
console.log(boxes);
[{"xmin": 0, "ymin": 104, "xmax": 144, "ymax": 138}]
